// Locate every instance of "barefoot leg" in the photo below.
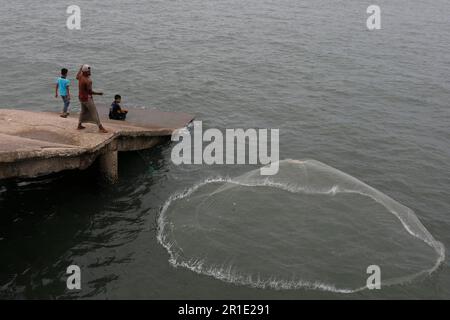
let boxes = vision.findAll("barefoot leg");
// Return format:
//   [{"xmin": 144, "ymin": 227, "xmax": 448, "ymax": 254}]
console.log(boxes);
[{"xmin": 98, "ymin": 125, "xmax": 108, "ymax": 133}]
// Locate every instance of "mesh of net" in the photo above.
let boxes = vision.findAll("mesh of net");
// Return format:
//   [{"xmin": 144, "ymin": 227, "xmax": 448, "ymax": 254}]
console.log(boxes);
[{"xmin": 158, "ymin": 159, "xmax": 444, "ymax": 293}]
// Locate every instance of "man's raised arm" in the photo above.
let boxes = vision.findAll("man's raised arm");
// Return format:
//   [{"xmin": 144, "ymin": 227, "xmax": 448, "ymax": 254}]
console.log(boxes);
[{"xmin": 76, "ymin": 65, "xmax": 83, "ymax": 80}]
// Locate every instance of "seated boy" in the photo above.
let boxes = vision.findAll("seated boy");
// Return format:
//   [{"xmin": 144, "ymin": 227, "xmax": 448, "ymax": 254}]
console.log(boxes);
[{"xmin": 109, "ymin": 94, "xmax": 128, "ymax": 120}]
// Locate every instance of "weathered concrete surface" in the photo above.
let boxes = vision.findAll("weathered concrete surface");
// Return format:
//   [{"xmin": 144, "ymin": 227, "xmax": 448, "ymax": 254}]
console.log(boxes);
[
  {"xmin": 98, "ymin": 150, "xmax": 119, "ymax": 183},
  {"xmin": 0, "ymin": 108, "xmax": 193, "ymax": 180}
]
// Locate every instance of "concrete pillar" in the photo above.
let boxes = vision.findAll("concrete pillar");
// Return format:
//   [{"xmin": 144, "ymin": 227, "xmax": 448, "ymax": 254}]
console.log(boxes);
[{"xmin": 98, "ymin": 150, "xmax": 118, "ymax": 183}]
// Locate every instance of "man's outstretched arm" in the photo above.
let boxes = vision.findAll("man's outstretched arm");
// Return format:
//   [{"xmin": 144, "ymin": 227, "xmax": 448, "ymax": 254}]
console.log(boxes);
[{"xmin": 87, "ymin": 81, "xmax": 103, "ymax": 96}]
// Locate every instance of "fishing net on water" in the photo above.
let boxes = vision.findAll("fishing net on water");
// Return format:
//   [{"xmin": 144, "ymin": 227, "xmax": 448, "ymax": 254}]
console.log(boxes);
[{"xmin": 157, "ymin": 159, "xmax": 444, "ymax": 293}]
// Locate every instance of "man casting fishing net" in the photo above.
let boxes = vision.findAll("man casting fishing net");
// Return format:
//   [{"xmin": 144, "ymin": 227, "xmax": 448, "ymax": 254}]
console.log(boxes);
[{"xmin": 76, "ymin": 64, "xmax": 108, "ymax": 133}]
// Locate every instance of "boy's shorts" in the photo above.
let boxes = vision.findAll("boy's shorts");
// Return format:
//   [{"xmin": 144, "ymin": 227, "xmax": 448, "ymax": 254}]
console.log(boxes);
[{"xmin": 109, "ymin": 112, "xmax": 127, "ymax": 121}]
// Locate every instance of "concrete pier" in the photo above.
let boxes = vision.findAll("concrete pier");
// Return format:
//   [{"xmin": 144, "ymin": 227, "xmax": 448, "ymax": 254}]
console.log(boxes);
[
  {"xmin": 0, "ymin": 108, "xmax": 194, "ymax": 181},
  {"xmin": 98, "ymin": 150, "xmax": 118, "ymax": 183}
]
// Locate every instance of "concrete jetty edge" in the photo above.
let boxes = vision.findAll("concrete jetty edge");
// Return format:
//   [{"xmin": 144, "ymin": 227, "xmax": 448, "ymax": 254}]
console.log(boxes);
[{"xmin": 0, "ymin": 108, "xmax": 194, "ymax": 182}]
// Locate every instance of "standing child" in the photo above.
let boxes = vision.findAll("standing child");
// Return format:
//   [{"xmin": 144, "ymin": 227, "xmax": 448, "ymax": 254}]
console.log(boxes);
[
  {"xmin": 109, "ymin": 94, "xmax": 128, "ymax": 120},
  {"xmin": 55, "ymin": 68, "xmax": 71, "ymax": 118}
]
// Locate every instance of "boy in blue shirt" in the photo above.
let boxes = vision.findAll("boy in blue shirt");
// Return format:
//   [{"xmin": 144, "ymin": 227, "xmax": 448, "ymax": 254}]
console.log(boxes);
[
  {"xmin": 55, "ymin": 68, "xmax": 71, "ymax": 118},
  {"xmin": 109, "ymin": 94, "xmax": 128, "ymax": 120}
]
